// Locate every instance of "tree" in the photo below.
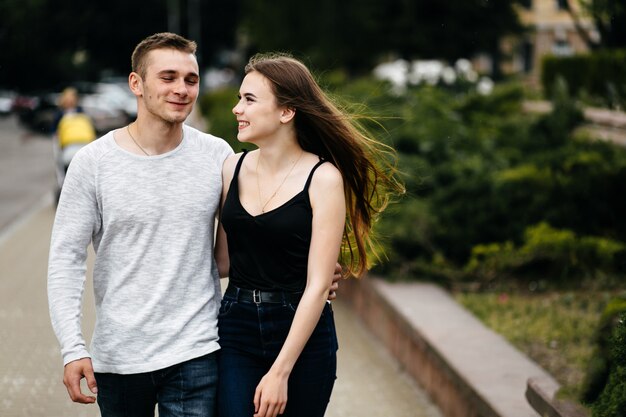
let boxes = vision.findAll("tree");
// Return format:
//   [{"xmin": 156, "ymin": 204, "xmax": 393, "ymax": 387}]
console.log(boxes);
[
  {"xmin": 564, "ymin": 0, "xmax": 626, "ymax": 49},
  {"xmin": 240, "ymin": 0, "xmax": 525, "ymax": 76},
  {"xmin": 0, "ymin": 0, "xmax": 241, "ymax": 91},
  {"xmin": 584, "ymin": 0, "xmax": 626, "ymax": 48}
]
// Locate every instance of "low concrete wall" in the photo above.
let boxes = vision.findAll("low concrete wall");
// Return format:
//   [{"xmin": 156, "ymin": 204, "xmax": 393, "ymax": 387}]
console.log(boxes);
[
  {"xmin": 526, "ymin": 377, "xmax": 589, "ymax": 417},
  {"xmin": 338, "ymin": 277, "xmax": 568, "ymax": 417}
]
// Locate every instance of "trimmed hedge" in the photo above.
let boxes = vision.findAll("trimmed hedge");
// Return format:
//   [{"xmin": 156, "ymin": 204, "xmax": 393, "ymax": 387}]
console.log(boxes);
[{"xmin": 542, "ymin": 49, "xmax": 626, "ymax": 108}]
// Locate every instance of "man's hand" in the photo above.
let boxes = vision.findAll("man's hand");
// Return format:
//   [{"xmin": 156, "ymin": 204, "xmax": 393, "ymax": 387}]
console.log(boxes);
[
  {"xmin": 328, "ymin": 262, "xmax": 343, "ymax": 301},
  {"xmin": 63, "ymin": 358, "xmax": 98, "ymax": 404}
]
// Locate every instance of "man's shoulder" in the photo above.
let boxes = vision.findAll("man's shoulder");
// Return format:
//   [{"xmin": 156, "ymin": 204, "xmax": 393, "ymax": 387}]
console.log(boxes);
[
  {"xmin": 184, "ymin": 125, "xmax": 232, "ymax": 152},
  {"xmin": 71, "ymin": 131, "xmax": 116, "ymax": 164}
]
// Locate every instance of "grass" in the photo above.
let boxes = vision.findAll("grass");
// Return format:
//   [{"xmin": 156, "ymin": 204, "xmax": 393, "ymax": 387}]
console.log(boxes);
[{"xmin": 453, "ymin": 289, "xmax": 620, "ymax": 401}]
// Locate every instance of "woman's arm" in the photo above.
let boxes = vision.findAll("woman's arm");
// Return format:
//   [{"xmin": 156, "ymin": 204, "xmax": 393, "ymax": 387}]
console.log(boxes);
[
  {"xmin": 214, "ymin": 153, "xmax": 240, "ymax": 278},
  {"xmin": 253, "ymin": 163, "xmax": 345, "ymax": 417}
]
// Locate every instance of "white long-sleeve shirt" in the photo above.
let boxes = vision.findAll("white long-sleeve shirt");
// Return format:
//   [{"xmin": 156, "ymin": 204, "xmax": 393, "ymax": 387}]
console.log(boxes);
[{"xmin": 47, "ymin": 125, "xmax": 233, "ymax": 374}]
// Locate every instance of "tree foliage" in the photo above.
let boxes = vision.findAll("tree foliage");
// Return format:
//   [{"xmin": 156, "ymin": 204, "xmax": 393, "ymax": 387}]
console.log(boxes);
[
  {"xmin": 0, "ymin": 0, "xmax": 241, "ymax": 91},
  {"xmin": 323, "ymin": 77, "xmax": 626, "ymax": 287},
  {"xmin": 583, "ymin": 0, "xmax": 626, "ymax": 48},
  {"xmin": 240, "ymin": 0, "xmax": 525, "ymax": 73}
]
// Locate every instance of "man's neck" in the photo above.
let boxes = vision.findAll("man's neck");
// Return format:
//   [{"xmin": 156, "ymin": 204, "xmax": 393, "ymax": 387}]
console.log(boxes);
[{"xmin": 119, "ymin": 118, "xmax": 185, "ymax": 156}]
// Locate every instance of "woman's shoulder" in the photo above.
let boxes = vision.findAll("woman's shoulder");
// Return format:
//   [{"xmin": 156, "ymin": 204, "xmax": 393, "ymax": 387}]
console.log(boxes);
[
  {"xmin": 224, "ymin": 150, "xmax": 250, "ymax": 165},
  {"xmin": 308, "ymin": 158, "xmax": 343, "ymax": 192},
  {"xmin": 313, "ymin": 159, "xmax": 342, "ymax": 182},
  {"xmin": 222, "ymin": 150, "xmax": 253, "ymax": 175}
]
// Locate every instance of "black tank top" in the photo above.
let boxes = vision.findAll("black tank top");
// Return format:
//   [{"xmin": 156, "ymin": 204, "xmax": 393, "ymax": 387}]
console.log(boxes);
[{"xmin": 221, "ymin": 150, "xmax": 327, "ymax": 292}]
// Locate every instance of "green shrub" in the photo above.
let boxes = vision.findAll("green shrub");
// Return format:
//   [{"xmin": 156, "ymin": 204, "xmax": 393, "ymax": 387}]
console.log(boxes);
[
  {"xmin": 582, "ymin": 299, "xmax": 626, "ymax": 405},
  {"xmin": 199, "ymin": 73, "xmax": 626, "ymax": 287},
  {"xmin": 532, "ymin": 77, "xmax": 584, "ymax": 148},
  {"xmin": 198, "ymin": 87, "xmax": 240, "ymax": 150},
  {"xmin": 464, "ymin": 223, "xmax": 626, "ymax": 284},
  {"xmin": 588, "ymin": 308, "xmax": 626, "ymax": 417}
]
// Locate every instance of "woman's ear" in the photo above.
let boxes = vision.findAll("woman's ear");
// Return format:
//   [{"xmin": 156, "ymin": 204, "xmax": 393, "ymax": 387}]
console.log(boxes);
[{"xmin": 280, "ymin": 107, "xmax": 296, "ymax": 124}]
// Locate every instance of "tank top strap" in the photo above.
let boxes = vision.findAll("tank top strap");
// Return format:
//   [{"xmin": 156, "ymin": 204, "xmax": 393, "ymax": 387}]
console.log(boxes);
[
  {"xmin": 231, "ymin": 150, "xmax": 250, "ymax": 188},
  {"xmin": 303, "ymin": 157, "xmax": 327, "ymax": 191}
]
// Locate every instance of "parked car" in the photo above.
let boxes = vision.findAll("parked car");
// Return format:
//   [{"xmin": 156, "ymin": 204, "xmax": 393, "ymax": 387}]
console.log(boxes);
[
  {"xmin": 81, "ymin": 93, "xmax": 130, "ymax": 134},
  {"xmin": 74, "ymin": 80, "xmax": 137, "ymax": 120},
  {"xmin": 0, "ymin": 90, "xmax": 16, "ymax": 116},
  {"xmin": 11, "ymin": 92, "xmax": 59, "ymax": 133},
  {"xmin": 11, "ymin": 86, "xmax": 131, "ymax": 135},
  {"xmin": 93, "ymin": 81, "xmax": 137, "ymax": 119}
]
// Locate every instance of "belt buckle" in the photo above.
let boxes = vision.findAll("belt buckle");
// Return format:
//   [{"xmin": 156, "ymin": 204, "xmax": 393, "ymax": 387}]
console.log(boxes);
[{"xmin": 253, "ymin": 289, "xmax": 261, "ymax": 304}]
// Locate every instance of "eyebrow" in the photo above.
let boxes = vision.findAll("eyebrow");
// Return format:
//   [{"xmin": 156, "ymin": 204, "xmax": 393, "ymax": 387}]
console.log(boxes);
[{"xmin": 157, "ymin": 69, "xmax": 199, "ymax": 78}]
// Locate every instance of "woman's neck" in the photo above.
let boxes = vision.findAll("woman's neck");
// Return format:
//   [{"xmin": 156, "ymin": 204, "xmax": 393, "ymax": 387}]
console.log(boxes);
[{"xmin": 256, "ymin": 138, "xmax": 302, "ymax": 173}]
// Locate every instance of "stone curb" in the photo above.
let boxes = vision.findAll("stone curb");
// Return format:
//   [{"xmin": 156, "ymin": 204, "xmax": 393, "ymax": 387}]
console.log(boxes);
[
  {"xmin": 526, "ymin": 377, "xmax": 590, "ymax": 417},
  {"xmin": 338, "ymin": 277, "xmax": 566, "ymax": 417}
]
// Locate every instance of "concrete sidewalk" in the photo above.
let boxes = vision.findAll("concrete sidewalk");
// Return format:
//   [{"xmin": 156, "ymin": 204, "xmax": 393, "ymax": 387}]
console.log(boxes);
[{"xmin": 0, "ymin": 202, "xmax": 442, "ymax": 417}]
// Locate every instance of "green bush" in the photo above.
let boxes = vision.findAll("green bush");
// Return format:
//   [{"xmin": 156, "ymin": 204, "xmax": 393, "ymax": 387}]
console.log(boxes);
[
  {"xmin": 586, "ymin": 306, "xmax": 626, "ymax": 417},
  {"xmin": 198, "ymin": 87, "xmax": 240, "ymax": 150},
  {"xmin": 197, "ymin": 75, "xmax": 626, "ymax": 288},
  {"xmin": 582, "ymin": 298, "xmax": 626, "ymax": 405},
  {"xmin": 532, "ymin": 77, "xmax": 584, "ymax": 148},
  {"xmin": 464, "ymin": 223, "xmax": 626, "ymax": 285}
]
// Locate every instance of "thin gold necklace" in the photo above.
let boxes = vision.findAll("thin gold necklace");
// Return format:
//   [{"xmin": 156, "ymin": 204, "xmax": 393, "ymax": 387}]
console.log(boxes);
[
  {"xmin": 127, "ymin": 124, "xmax": 150, "ymax": 156},
  {"xmin": 256, "ymin": 150, "xmax": 304, "ymax": 213},
  {"xmin": 126, "ymin": 123, "xmax": 184, "ymax": 156}
]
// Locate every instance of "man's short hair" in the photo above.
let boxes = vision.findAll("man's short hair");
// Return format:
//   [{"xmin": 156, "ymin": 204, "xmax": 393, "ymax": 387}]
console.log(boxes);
[{"xmin": 131, "ymin": 32, "xmax": 197, "ymax": 79}]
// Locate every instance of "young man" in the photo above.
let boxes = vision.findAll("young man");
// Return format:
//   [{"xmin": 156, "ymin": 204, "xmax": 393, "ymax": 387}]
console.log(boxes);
[{"xmin": 47, "ymin": 33, "xmax": 339, "ymax": 417}]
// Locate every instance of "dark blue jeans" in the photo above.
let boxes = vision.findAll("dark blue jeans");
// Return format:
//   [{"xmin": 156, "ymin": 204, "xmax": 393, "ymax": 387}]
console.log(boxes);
[
  {"xmin": 217, "ymin": 293, "xmax": 338, "ymax": 417},
  {"xmin": 94, "ymin": 352, "xmax": 218, "ymax": 417}
]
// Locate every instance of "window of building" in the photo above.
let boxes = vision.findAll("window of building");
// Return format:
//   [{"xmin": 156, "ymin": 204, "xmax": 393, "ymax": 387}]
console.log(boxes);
[{"xmin": 552, "ymin": 39, "xmax": 573, "ymax": 56}]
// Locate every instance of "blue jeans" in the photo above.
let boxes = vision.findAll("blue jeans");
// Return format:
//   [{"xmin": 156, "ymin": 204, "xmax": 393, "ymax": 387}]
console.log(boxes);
[
  {"xmin": 94, "ymin": 352, "xmax": 218, "ymax": 417},
  {"xmin": 217, "ymin": 292, "xmax": 338, "ymax": 417}
]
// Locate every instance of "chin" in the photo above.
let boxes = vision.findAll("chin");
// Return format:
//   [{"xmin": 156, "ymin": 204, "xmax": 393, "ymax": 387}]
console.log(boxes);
[
  {"xmin": 236, "ymin": 133, "xmax": 251, "ymax": 143},
  {"xmin": 168, "ymin": 113, "xmax": 191, "ymax": 124}
]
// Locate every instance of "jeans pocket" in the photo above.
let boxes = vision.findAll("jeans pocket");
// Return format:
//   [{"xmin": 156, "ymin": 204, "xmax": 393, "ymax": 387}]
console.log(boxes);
[{"xmin": 218, "ymin": 299, "xmax": 236, "ymax": 317}]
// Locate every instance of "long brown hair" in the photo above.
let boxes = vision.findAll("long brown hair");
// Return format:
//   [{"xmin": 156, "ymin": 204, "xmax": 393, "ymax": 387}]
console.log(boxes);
[{"xmin": 245, "ymin": 53, "xmax": 404, "ymax": 277}]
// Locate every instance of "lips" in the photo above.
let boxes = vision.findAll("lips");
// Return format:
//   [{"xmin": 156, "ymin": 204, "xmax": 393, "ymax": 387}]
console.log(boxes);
[{"xmin": 237, "ymin": 120, "xmax": 249, "ymax": 129}]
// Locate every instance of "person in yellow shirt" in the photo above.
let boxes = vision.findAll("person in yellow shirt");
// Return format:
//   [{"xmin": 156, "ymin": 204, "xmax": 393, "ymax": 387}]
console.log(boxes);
[{"xmin": 52, "ymin": 87, "xmax": 96, "ymax": 201}]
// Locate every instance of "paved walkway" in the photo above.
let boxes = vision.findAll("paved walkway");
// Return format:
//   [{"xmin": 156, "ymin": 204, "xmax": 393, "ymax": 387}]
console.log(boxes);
[
  {"xmin": 0, "ymin": 115, "xmax": 55, "ymax": 235},
  {"xmin": 0, "ymin": 203, "xmax": 442, "ymax": 417},
  {"xmin": 0, "ymin": 114, "xmax": 442, "ymax": 417}
]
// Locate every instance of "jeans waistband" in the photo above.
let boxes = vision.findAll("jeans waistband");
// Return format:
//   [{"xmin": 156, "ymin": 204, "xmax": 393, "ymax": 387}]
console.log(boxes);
[{"xmin": 224, "ymin": 285, "xmax": 303, "ymax": 304}]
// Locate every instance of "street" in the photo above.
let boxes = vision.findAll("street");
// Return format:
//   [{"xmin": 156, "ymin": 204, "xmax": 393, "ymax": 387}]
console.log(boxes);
[{"xmin": 0, "ymin": 115, "xmax": 441, "ymax": 417}]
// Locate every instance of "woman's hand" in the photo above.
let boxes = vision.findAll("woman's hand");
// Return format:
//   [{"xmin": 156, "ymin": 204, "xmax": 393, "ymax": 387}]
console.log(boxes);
[{"xmin": 253, "ymin": 370, "xmax": 289, "ymax": 417}]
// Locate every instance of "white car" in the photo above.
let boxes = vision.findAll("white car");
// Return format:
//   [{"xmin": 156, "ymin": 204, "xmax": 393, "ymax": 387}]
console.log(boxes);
[
  {"xmin": 0, "ymin": 90, "xmax": 15, "ymax": 115},
  {"xmin": 81, "ymin": 94, "xmax": 130, "ymax": 133}
]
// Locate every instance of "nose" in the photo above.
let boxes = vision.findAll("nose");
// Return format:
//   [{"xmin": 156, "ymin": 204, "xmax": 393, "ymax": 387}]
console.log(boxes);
[
  {"xmin": 173, "ymin": 78, "xmax": 188, "ymax": 96},
  {"xmin": 232, "ymin": 100, "xmax": 242, "ymax": 115}
]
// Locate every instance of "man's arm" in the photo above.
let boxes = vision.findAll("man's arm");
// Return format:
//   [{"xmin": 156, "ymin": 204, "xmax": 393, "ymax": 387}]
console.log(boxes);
[{"xmin": 47, "ymin": 147, "xmax": 101, "ymax": 402}]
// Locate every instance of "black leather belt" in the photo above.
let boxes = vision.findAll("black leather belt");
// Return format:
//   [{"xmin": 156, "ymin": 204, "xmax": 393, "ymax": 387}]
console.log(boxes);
[{"xmin": 224, "ymin": 285, "xmax": 302, "ymax": 304}]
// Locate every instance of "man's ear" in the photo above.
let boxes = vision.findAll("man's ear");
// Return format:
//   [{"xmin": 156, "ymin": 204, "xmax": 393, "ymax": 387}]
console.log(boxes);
[
  {"xmin": 128, "ymin": 72, "xmax": 143, "ymax": 97},
  {"xmin": 280, "ymin": 107, "xmax": 296, "ymax": 124}
]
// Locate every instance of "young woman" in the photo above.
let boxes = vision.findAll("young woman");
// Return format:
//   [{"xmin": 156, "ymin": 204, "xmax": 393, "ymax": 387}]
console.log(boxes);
[{"xmin": 214, "ymin": 53, "xmax": 403, "ymax": 417}]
